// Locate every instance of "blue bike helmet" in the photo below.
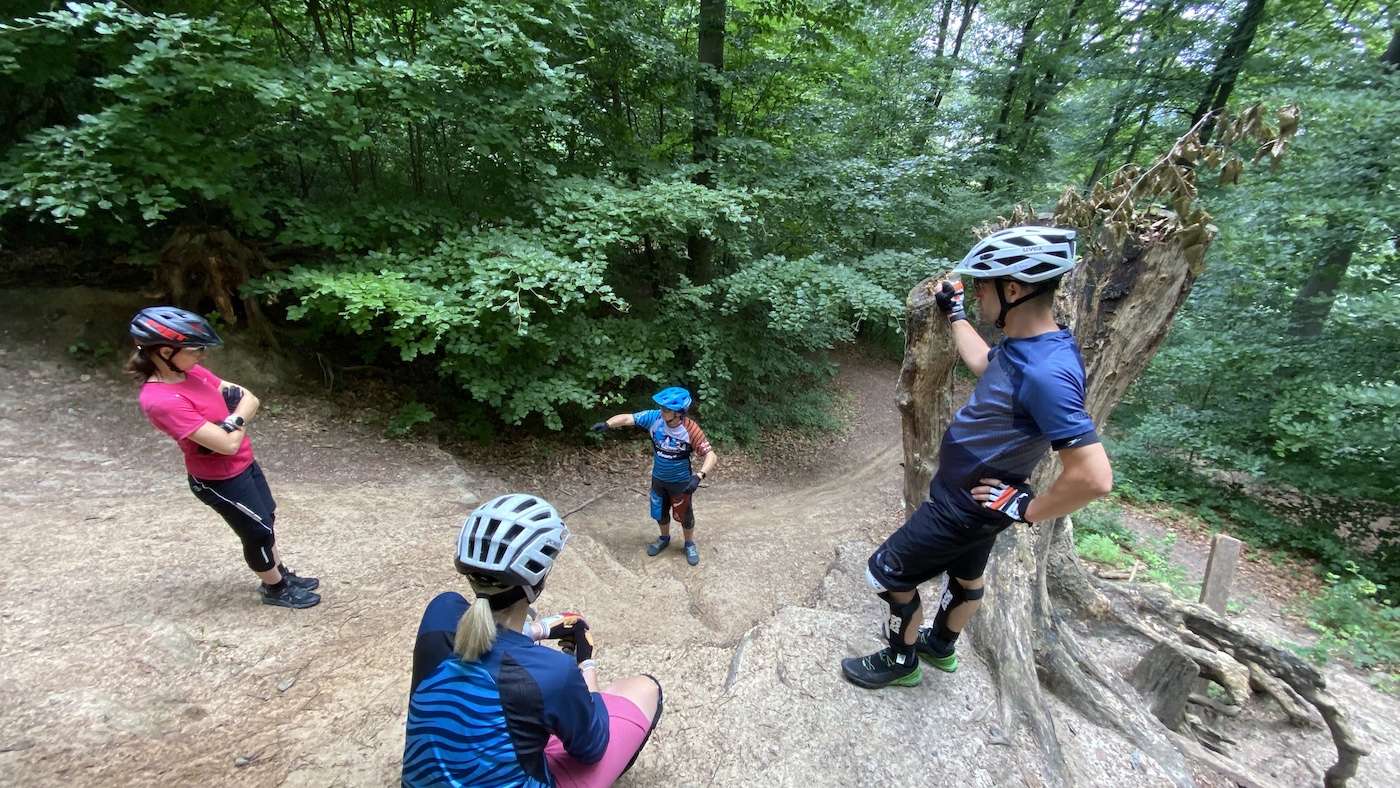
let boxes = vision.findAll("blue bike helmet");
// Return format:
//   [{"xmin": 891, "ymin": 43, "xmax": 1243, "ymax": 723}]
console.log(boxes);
[
  {"xmin": 129, "ymin": 306, "xmax": 223, "ymax": 348},
  {"xmin": 653, "ymin": 386, "xmax": 693, "ymax": 413}
]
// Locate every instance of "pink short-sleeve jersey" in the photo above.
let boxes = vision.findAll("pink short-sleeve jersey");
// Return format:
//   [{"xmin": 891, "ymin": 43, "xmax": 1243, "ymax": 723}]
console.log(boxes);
[{"xmin": 139, "ymin": 364, "xmax": 254, "ymax": 480}]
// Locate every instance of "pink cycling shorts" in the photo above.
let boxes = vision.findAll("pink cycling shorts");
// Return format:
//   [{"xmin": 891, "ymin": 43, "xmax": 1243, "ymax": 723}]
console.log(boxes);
[{"xmin": 544, "ymin": 693, "xmax": 651, "ymax": 788}]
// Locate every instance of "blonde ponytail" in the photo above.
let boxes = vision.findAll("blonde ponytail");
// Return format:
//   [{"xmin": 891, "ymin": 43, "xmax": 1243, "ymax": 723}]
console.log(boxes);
[{"xmin": 454, "ymin": 601, "xmax": 499, "ymax": 662}]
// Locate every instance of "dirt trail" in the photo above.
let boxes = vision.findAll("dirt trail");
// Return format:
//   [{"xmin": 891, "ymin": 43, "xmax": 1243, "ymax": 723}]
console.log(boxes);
[{"xmin": 1, "ymin": 293, "xmax": 1395, "ymax": 787}]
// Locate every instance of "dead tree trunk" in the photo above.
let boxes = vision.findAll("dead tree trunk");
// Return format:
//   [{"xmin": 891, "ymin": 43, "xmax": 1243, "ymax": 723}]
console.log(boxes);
[
  {"xmin": 897, "ymin": 112, "xmax": 1366, "ymax": 785},
  {"xmin": 155, "ymin": 225, "xmax": 276, "ymax": 344},
  {"xmin": 895, "ymin": 280, "xmax": 957, "ymax": 515}
]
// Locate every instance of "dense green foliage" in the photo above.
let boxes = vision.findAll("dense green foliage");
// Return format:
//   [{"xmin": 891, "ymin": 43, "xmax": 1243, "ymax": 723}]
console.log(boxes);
[
  {"xmin": 1298, "ymin": 562, "xmax": 1400, "ymax": 681},
  {"xmin": 2, "ymin": 3, "xmax": 1396, "ymax": 603},
  {"xmin": 3, "ymin": 0, "xmax": 984, "ymax": 438},
  {"xmin": 1104, "ymin": 14, "xmax": 1399, "ymax": 588}
]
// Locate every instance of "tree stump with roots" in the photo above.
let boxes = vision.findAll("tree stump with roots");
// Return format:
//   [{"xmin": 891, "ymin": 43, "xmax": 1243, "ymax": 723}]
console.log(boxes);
[
  {"xmin": 896, "ymin": 117, "xmax": 1368, "ymax": 783},
  {"xmin": 154, "ymin": 225, "xmax": 275, "ymax": 343}
]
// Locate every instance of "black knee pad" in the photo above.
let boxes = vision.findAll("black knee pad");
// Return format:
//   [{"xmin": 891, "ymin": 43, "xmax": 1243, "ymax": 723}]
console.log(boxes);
[
  {"xmin": 241, "ymin": 531, "xmax": 277, "ymax": 573},
  {"xmin": 932, "ymin": 576, "xmax": 984, "ymax": 641},
  {"xmin": 882, "ymin": 590, "xmax": 921, "ymax": 649}
]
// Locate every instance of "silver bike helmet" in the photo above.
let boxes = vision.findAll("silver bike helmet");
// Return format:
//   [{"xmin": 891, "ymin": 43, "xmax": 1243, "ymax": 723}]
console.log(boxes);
[
  {"xmin": 951, "ymin": 226, "xmax": 1078, "ymax": 327},
  {"xmin": 455, "ymin": 493, "xmax": 569, "ymax": 604},
  {"xmin": 952, "ymin": 226, "xmax": 1077, "ymax": 283}
]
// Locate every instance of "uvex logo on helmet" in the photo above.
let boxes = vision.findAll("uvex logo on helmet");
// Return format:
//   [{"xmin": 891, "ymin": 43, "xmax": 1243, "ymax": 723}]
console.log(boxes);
[
  {"xmin": 975, "ymin": 243, "xmax": 1063, "ymax": 260},
  {"xmin": 143, "ymin": 318, "xmax": 187, "ymax": 342}
]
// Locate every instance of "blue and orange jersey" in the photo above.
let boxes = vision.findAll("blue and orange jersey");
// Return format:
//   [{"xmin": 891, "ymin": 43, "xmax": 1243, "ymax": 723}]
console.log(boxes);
[
  {"xmin": 402, "ymin": 593, "xmax": 609, "ymax": 787},
  {"xmin": 932, "ymin": 328, "xmax": 1099, "ymax": 523},
  {"xmin": 632, "ymin": 409, "xmax": 712, "ymax": 483}
]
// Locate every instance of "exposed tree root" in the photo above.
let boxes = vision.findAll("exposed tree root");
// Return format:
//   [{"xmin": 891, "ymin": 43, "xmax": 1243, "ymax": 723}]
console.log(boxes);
[
  {"xmin": 1098, "ymin": 576, "xmax": 1370, "ymax": 786},
  {"xmin": 974, "ymin": 519, "xmax": 1196, "ymax": 787},
  {"xmin": 975, "ymin": 535, "xmax": 1073, "ymax": 785}
]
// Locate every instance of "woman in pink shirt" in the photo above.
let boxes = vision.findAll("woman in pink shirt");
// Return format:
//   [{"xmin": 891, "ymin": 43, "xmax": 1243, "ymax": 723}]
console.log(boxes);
[{"xmin": 129, "ymin": 306, "xmax": 320, "ymax": 609}]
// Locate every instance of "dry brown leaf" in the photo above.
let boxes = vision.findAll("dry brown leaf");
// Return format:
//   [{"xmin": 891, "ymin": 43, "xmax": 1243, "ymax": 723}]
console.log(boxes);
[
  {"xmin": 1277, "ymin": 104, "xmax": 1300, "ymax": 140},
  {"xmin": 1173, "ymin": 196, "xmax": 1193, "ymax": 220},
  {"xmin": 1219, "ymin": 157, "xmax": 1243, "ymax": 186}
]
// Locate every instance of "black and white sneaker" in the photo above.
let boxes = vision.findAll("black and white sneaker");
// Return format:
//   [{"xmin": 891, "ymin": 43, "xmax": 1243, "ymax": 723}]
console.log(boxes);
[
  {"xmin": 260, "ymin": 582, "xmax": 321, "ymax": 609},
  {"xmin": 280, "ymin": 565, "xmax": 320, "ymax": 591},
  {"xmin": 840, "ymin": 646, "xmax": 923, "ymax": 689}
]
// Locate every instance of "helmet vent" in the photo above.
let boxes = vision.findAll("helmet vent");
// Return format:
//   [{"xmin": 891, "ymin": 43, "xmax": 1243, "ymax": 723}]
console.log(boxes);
[
  {"xmin": 494, "ymin": 522, "xmax": 525, "ymax": 563},
  {"xmin": 453, "ymin": 493, "xmax": 569, "ymax": 590}
]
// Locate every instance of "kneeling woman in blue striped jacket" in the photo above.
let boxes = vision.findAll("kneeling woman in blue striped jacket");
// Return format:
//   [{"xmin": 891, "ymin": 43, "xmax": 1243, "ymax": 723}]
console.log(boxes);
[{"xmin": 403, "ymin": 493, "xmax": 662, "ymax": 788}]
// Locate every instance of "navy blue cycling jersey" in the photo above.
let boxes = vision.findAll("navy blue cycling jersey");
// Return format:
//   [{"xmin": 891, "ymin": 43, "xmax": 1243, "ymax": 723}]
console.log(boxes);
[
  {"xmin": 403, "ymin": 593, "xmax": 609, "ymax": 787},
  {"xmin": 932, "ymin": 328, "xmax": 1099, "ymax": 522}
]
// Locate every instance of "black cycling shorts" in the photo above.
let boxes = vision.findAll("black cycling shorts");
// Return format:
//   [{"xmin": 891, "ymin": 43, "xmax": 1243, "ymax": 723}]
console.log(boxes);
[
  {"xmin": 866, "ymin": 497, "xmax": 1008, "ymax": 592},
  {"xmin": 649, "ymin": 477, "xmax": 695, "ymax": 529},
  {"xmin": 189, "ymin": 462, "xmax": 278, "ymax": 572}
]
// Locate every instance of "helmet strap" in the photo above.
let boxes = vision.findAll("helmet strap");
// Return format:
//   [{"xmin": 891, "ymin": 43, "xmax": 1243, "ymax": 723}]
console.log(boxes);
[
  {"xmin": 993, "ymin": 279, "xmax": 1046, "ymax": 330},
  {"xmin": 483, "ymin": 579, "xmax": 545, "ymax": 610},
  {"xmin": 153, "ymin": 347, "xmax": 185, "ymax": 376},
  {"xmin": 486, "ymin": 585, "xmax": 529, "ymax": 611}
]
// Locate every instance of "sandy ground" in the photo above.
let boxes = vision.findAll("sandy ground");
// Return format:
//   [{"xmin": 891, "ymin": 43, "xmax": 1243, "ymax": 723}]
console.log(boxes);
[{"xmin": 1, "ymin": 290, "xmax": 1395, "ymax": 787}]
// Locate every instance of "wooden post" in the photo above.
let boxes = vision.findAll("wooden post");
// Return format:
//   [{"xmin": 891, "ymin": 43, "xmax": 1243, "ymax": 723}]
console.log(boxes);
[{"xmin": 1199, "ymin": 534, "xmax": 1243, "ymax": 615}]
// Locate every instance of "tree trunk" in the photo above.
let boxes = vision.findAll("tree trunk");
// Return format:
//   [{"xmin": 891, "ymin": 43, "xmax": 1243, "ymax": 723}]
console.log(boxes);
[
  {"xmin": 1288, "ymin": 225, "xmax": 1354, "ymax": 338},
  {"xmin": 1284, "ymin": 27, "xmax": 1397, "ymax": 338},
  {"xmin": 934, "ymin": 0, "xmax": 954, "ymax": 59},
  {"xmin": 1190, "ymin": 0, "xmax": 1268, "ymax": 144},
  {"xmin": 895, "ymin": 280, "xmax": 957, "ymax": 515},
  {"xmin": 930, "ymin": 0, "xmax": 978, "ymax": 112},
  {"xmin": 306, "ymin": 0, "xmax": 334, "ymax": 57},
  {"xmin": 1121, "ymin": 102, "xmax": 1153, "ymax": 167},
  {"xmin": 1016, "ymin": 0, "xmax": 1087, "ymax": 151},
  {"xmin": 983, "ymin": 12, "xmax": 1039, "ymax": 191},
  {"xmin": 686, "ymin": 0, "xmax": 726, "ymax": 283},
  {"xmin": 1084, "ymin": 97, "xmax": 1132, "ymax": 189}
]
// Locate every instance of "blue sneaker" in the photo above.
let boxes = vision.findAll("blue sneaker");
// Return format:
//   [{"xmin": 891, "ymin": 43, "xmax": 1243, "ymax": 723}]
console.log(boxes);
[
  {"xmin": 646, "ymin": 537, "xmax": 671, "ymax": 557},
  {"xmin": 684, "ymin": 542, "xmax": 700, "ymax": 566}
]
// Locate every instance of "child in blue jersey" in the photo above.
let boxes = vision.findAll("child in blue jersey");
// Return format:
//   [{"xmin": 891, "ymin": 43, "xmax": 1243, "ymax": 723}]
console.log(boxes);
[
  {"xmin": 403, "ymin": 494, "xmax": 662, "ymax": 788},
  {"xmin": 841, "ymin": 227, "xmax": 1115, "ymax": 689},
  {"xmin": 593, "ymin": 387, "xmax": 719, "ymax": 567}
]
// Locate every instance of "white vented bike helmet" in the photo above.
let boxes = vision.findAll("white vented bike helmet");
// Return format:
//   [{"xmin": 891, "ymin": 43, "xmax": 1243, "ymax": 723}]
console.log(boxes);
[
  {"xmin": 951, "ymin": 225, "xmax": 1077, "ymax": 327},
  {"xmin": 455, "ymin": 493, "xmax": 569, "ymax": 603},
  {"xmin": 952, "ymin": 225, "xmax": 1077, "ymax": 283}
]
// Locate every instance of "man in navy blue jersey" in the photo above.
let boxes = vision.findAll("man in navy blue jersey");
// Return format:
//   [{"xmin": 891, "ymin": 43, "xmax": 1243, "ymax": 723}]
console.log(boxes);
[{"xmin": 842, "ymin": 226, "xmax": 1115, "ymax": 689}]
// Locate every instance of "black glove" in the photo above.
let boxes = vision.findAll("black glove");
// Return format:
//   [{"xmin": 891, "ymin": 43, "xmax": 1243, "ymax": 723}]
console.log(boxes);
[
  {"xmin": 549, "ymin": 613, "xmax": 594, "ymax": 663},
  {"xmin": 222, "ymin": 385, "xmax": 243, "ymax": 411},
  {"xmin": 218, "ymin": 414, "xmax": 246, "ymax": 433},
  {"xmin": 935, "ymin": 280, "xmax": 967, "ymax": 324},
  {"xmin": 590, "ymin": 421, "xmax": 608, "ymax": 432},
  {"xmin": 979, "ymin": 479, "xmax": 1035, "ymax": 524},
  {"xmin": 684, "ymin": 473, "xmax": 702, "ymax": 494}
]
